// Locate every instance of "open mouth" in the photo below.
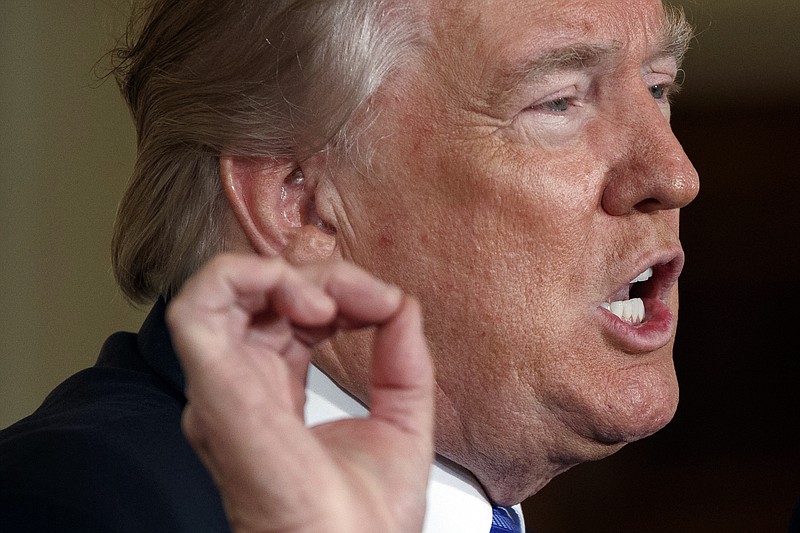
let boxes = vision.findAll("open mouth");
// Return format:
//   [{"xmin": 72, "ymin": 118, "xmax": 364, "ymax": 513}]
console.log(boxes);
[
  {"xmin": 596, "ymin": 252, "xmax": 684, "ymax": 351},
  {"xmin": 600, "ymin": 267, "xmax": 653, "ymax": 325}
]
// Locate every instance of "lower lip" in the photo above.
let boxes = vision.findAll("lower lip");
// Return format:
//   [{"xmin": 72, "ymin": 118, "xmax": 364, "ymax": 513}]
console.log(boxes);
[{"xmin": 597, "ymin": 298, "xmax": 675, "ymax": 353}]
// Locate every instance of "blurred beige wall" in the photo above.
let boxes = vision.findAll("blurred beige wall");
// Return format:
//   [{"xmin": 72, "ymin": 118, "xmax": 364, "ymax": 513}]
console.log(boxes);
[{"xmin": 1, "ymin": 1, "xmax": 145, "ymax": 428}]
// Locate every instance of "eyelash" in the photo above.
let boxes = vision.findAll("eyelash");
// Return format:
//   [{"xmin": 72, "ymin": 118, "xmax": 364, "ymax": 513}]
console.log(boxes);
[
  {"xmin": 531, "ymin": 82, "xmax": 681, "ymax": 114},
  {"xmin": 536, "ymin": 97, "xmax": 574, "ymax": 113}
]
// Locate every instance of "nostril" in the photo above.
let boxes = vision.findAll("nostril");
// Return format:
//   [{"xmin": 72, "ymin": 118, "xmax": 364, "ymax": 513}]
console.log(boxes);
[{"xmin": 633, "ymin": 198, "xmax": 663, "ymax": 213}]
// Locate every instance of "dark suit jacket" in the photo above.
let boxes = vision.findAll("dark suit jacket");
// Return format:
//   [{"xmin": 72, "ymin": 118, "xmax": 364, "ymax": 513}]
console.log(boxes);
[
  {"xmin": 790, "ymin": 498, "xmax": 800, "ymax": 533},
  {"xmin": 0, "ymin": 300, "xmax": 230, "ymax": 532}
]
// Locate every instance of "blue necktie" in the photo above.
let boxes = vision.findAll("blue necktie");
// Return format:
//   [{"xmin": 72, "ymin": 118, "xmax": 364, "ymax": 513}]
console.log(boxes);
[{"xmin": 490, "ymin": 505, "xmax": 522, "ymax": 533}]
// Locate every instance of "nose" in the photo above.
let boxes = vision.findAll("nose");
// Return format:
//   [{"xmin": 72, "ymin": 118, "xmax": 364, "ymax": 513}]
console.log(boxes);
[{"xmin": 601, "ymin": 100, "xmax": 700, "ymax": 216}]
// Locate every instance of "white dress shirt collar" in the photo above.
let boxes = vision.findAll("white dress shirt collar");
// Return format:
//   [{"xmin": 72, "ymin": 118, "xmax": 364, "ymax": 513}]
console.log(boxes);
[{"xmin": 304, "ymin": 365, "xmax": 525, "ymax": 533}]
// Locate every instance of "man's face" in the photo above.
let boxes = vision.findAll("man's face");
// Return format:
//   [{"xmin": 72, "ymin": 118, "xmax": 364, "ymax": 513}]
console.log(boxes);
[{"xmin": 322, "ymin": 0, "xmax": 698, "ymax": 503}]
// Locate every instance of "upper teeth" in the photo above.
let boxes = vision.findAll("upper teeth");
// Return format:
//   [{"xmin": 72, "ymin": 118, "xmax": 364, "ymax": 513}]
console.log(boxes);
[
  {"xmin": 600, "ymin": 268, "xmax": 653, "ymax": 324},
  {"xmin": 631, "ymin": 267, "xmax": 653, "ymax": 284}
]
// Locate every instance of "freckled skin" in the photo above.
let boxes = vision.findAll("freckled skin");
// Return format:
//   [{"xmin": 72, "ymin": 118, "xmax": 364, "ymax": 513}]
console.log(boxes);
[{"xmin": 314, "ymin": 0, "xmax": 698, "ymax": 504}]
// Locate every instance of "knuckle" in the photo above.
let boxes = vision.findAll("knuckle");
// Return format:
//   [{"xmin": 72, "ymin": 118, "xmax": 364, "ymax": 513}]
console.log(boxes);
[{"xmin": 181, "ymin": 407, "xmax": 204, "ymax": 445}]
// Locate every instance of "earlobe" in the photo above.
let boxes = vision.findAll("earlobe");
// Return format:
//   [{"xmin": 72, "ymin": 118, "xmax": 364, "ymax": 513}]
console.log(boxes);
[{"xmin": 219, "ymin": 155, "xmax": 337, "ymax": 262}]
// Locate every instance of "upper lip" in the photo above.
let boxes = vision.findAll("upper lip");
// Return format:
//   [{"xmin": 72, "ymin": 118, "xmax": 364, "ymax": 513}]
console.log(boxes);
[{"xmin": 603, "ymin": 246, "xmax": 685, "ymax": 304}]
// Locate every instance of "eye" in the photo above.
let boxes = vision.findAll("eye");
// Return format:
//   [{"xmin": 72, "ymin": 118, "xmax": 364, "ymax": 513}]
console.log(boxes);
[
  {"xmin": 531, "ymin": 97, "xmax": 573, "ymax": 113},
  {"xmin": 650, "ymin": 84, "xmax": 668, "ymax": 100}
]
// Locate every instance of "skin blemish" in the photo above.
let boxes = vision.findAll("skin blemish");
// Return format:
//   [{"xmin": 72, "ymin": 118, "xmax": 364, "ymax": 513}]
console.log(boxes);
[{"xmin": 380, "ymin": 234, "xmax": 394, "ymax": 247}]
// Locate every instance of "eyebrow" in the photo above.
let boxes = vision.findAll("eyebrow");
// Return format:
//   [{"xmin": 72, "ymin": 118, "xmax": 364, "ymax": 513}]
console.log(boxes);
[
  {"xmin": 498, "ymin": 42, "xmax": 621, "ymax": 90},
  {"xmin": 488, "ymin": 6, "xmax": 695, "ymax": 101},
  {"xmin": 657, "ymin": 4, "xmax": 695, "ymax": 69}
]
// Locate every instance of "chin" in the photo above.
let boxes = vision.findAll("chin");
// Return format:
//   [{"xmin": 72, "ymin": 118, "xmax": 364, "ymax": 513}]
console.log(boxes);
[{"xmin": 590, "ymin": 366, "xmax": 680, "ymax": 445}]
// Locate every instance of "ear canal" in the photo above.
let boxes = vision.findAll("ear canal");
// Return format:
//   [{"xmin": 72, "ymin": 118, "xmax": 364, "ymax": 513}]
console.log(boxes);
[
  {"xmin": 289, "ymin": 168, "xmax": 306, "ymax": 186},
  {"xmin": 284, "ymin": 169, "xmax": 338, "ymax": 263},
  {"xmin": 283, "ymin": 169, "xmax": 335, "ymax": 234},
  {"xmin": 280, "ymin": 169, "xmax": 307, "ymax": 228}
]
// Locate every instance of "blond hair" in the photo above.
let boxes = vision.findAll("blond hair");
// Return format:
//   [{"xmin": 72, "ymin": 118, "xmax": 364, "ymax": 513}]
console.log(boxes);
[{"xmin": 111, "ymin": 0, "xmax": 417, "ymax": 303}]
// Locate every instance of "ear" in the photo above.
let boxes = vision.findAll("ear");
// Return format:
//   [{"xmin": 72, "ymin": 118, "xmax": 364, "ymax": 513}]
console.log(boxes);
[{"xmin": 220, "ymin": 155, "xmax": 336, "ymax": 263}]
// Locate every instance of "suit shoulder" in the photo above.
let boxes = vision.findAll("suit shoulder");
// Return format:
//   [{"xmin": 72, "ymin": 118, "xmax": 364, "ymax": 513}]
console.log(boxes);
[{"xmin": 0, "ymin": 368, "xmax": 229, "ymax": 533}]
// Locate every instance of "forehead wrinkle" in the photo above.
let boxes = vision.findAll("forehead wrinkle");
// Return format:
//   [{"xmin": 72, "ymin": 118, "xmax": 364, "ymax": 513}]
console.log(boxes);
[{"xmin": 485, "ymin": 4, "xmax": 694, "ymax": 107}]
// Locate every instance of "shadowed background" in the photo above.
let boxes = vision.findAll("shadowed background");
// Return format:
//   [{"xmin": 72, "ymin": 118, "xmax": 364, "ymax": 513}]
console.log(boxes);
[{"xmin": 1, "ymin": 1, "xmax": 798, "ymax": 531}]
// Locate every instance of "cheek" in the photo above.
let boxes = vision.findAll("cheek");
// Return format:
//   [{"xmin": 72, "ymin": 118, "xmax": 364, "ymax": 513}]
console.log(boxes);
[{"xmin": 490, "ymin": 140, "xmax": 605, "ymax": 238}]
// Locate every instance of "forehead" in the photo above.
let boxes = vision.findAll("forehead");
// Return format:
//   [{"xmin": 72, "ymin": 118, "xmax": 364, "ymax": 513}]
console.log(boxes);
[{"xmin": 428, "ymin": 0, "xmax": 671, "ymax": 62}]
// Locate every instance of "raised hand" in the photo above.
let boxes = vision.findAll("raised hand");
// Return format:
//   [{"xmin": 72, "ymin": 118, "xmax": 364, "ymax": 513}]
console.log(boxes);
[{"xmin": 166, "ymin": 255, "xmax": 434, "ymax": 533}]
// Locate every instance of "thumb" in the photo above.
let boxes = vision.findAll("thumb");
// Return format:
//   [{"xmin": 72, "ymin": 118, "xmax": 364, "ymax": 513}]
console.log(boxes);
[{"xmin": 369, "ymin": 296, "xmax": 434, "ymax": 445}]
